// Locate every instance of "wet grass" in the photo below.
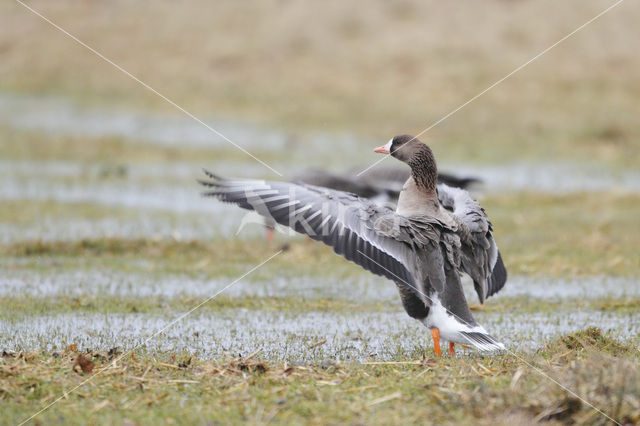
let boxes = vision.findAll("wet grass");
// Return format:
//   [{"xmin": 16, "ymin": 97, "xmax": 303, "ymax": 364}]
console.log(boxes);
[
  {"xmin": 0, "ymin": 237, "xmax": 361, "ymax": 279},
  {"xmin": 2, "ymin": 1, "xmax": 639, "ymax": 421},
  {"xmin": 1, "ymin": 328, "xmax": 638, "ymax": 425},
  {"xmin": 0, "ymin": 200, "xmax": 129, "ymax": 226},
  {"xmin": 483, "ymin": 191, "xmax": 640, "ymax": 277},
  {"xmin": 2, "ymin": 206, "xmax": 638, "ymax": 424},
  {"xmin": 0, "ymin": 294, "xmax": 395, "ymax": 319},
  {"xmin": 1, "ymin": 293, "xmax": 637, "ymax": 323},
  {"xmin": 3, "ymin": 187, "xmax": 640, "ymax": 278},
  {"xmin": 0, "ymin": 125, "xmax": 283, "ymax": 165}
]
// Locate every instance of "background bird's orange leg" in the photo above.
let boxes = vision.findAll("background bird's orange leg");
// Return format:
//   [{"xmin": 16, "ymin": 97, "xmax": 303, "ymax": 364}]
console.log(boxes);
[
  {"xmin": 265, "ymin": 228, "xmax": 274, "ymax": 243},
  {"xmin": 449, "ymin": 342, "xmax": 455, "ymax": 357},
  {"xmin": 431, "ymin": 328, "xmax": 442, "ymax": 356}
]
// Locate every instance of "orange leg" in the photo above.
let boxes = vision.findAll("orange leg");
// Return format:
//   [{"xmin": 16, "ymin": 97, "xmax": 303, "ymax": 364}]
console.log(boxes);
[
  {"xmin": 265, "ymin": 228, "xmax": 274, "ymax": 243},
  {"xmin": 449, "ymin": 342, "xmax": 455, "ymax": 357},
  {"xmin": 431, "ymin": 328, "xmax": 442, "ymax": 357}
]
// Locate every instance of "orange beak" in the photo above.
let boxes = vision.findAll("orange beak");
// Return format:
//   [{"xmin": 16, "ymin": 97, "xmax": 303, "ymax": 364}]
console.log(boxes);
[{"xmin": 374, "ymin": 145, "xmax": 390, "ymax": 154}]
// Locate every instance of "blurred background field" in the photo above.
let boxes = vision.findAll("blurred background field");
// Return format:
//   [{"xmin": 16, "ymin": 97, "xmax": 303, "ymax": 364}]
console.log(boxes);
[
  {"xmin": 2, "ymin": 0, "xmax": 640, "ymax": 166},
  {"xmin": 1, "ymin": 0, "xmax": 639, "ymax": 424}
]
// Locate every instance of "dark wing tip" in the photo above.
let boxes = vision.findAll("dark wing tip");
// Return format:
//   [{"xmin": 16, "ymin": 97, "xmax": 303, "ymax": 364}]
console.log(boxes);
[
  {"xmin": 197, "ymin": 179, "xmax": 220, "ymax": 188},
  {"xmin": 202, "ymin": 168, "xmax": 225, "ymax": 180},
  {"xmin": 486, "ymin": 251, "xmax": 507, "ymax": 299},
  {"xmin": 198, "ymin": 170, "xmax": 227, "ymax": 197}
]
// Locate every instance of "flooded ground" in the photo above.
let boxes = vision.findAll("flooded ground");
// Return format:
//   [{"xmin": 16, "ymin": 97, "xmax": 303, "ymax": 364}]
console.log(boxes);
[
  {"xmin": 3, "ymin": 5, "xmax": 640, "ymax": 421},
  {"xmin": 1, "ymin": 309, "xmax": 637, "ymax": 361},
  {"xmin": 0, "ymin": 94, "xmax": 288, "ymax": 151},
  {"xmin": 1, "ymin": 260, "xmax": 638, "ymax": 360},
  {"xmin": 1, "ymin": 267, "xmax": 639, "ymax": 301},
  {"xmin": 1, "ymin": 92, "xmax": 638, "ymax": 362},
  {"xmin": 2, "ymin": 93, "xmax": 639, "ymax": 193}
]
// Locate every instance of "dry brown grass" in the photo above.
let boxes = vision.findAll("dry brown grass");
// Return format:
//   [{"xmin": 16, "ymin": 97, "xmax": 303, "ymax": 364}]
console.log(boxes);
[
  {"xmin": 1, "ymin": 328, "xmax": 638, "ymax": 425},
  {"xmin": 2, "ymin": 0, "xmax": 640, "ymax": 164}
]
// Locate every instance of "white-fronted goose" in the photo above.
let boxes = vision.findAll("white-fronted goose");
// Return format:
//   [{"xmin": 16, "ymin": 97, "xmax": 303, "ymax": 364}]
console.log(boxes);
[{"xmin": 200, "ymin": 135, "xmax": 506, "ymax": 355}]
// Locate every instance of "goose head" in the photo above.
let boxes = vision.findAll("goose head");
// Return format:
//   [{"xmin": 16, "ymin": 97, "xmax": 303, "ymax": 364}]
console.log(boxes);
[{"xmin": 374, "ymin": 135, "xmax": 438, "ymax": 192}]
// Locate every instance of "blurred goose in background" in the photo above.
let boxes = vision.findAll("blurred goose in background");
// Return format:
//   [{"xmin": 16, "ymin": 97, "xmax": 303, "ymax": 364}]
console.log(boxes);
[
  {"xmin": 200, "ymin": 135, "xmax": 507, "ymax": 355},
  {"xmin": 292, "ymin": 167, "xmax": 481, "ymax": 209}
]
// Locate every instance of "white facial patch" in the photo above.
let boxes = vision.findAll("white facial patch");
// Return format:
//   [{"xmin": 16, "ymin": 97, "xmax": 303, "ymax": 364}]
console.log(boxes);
[{"xmin": 384, "ymin": 139, "xmax": 393, "ymax": 153}]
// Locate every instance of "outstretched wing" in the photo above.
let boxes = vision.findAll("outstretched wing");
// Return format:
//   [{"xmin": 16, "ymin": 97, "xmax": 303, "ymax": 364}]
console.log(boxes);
[
  {"xmin": 437, "ymin": 184, "xmax": 507, "ymax": 303},
  {"xmin": 200, "ymin": 171, "xmax": 447, "ymax": 298}
]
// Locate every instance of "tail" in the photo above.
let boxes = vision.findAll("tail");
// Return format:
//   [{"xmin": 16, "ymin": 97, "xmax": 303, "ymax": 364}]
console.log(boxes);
[{"xmin": 459, "ymin": 331, "xmax": 505, "ymax": 352}]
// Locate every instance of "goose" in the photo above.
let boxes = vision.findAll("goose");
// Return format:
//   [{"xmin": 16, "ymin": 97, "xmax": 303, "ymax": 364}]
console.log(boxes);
[
  {"xmin": 200, "ymin": 135, "xmax": 506, "ymax": 355},
  {"xmin": 292, "ymin": 168, "xmax": 480, "ymax": 208},
  {"xmin": 358, "ymin": 167, "xmax": 481, "ymax": 194}
]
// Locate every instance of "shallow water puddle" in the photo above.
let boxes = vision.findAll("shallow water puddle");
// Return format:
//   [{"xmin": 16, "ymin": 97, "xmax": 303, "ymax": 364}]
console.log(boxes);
[
  {"xmin": 2, "ymin": 268, "xmax": 638, "ymax": 302},
  {"xmin": 0, "ymin": 311, "xmax": 416, "ymax": 361},
  {"xmin": 1, "ymin": 92, "xmax": 638, "ymax": 363},
  {"xmin": 499, "ymin": 275, "xmax": 640, "ymax": 300},
  {"xmin": 0, "ymin": 93, "xmax": 364, "ymax": 170},
  {"xmin": 0, "ymin": 268, "xmax": 397, "ymax": 301},
  {"xmin": 0, "ymin": 179, "xmax": 216, "ymax": 212},
  {"xmin": 0, "ymin": 210, "xmax": 254, "ymax": 243},
  {"xmin": 2, "ymin": 93, "xmax": 639, "ymax": 193},
  {"xmin": 449, "ymin": 162, "xmax": 640, "ymax": 193},
  {"xmin": 0, "ymin": 160, "xmax": 271, "ymax": 181},
  {"xmin": 3, "ymin": 159, "xmax": 639, "ymax": 198},
  {"xmin": 0, "ymin": 94, "xmax": 288, "ymax": 151},
  {"xmin": 1, "ymin": 309, "xmax": 636, "ymax": 361}
]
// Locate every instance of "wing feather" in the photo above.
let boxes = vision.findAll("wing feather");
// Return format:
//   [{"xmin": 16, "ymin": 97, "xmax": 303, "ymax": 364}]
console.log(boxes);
[
  {"xmin": 201, "ymin": 172, "xmax": 443, "ymax": 297},
  {"xmin": 437, "ymin": 184, "xmax": 507, "ymax": 302}
]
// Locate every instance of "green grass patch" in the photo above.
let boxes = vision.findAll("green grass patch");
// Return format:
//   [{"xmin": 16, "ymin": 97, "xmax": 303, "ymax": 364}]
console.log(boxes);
[
  {"xmin": 0, "ymin": 294, "xmax": 396, "ymax": 320},
  {"xmin": 1, "ymin": 293, "xmax": 636, "ymax": 322},
  {"xmin": 556, "ymin": 327, "xmax": 633, "ymax": 357},
  {"xmin": 0, "ymin": 126, "xmax": 285, "ymax": 166},
  {"xmin": 484, "ymin": 191, "xmax": 640, "ymax": 277},
  {"xmin": 0, "ymin": 237, "xmax": 373, "ymax": 280},
  {"xmin": 4, "ymin": 187, "xmax": 640, "ymax": 279}
]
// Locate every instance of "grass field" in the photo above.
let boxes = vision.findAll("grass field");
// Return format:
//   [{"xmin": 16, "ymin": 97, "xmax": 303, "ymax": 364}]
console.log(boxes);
[
  {"xmin": 2, "ymin": 329, "xmax": 638, "ymax": 425},
  {"xmin": 2, "ymin": 0, "xmax": 640, "ymax": 167},
  {"xmin": 1, "ymin": 0, "xmax": 639, "ymax": 424}
]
